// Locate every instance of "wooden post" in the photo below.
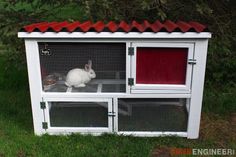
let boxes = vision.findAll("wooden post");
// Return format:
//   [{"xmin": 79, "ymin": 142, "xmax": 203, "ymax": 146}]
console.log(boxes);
[
  {"xmin": 187, "ymin": 39, "xmax": 209, "ymax": 139},
  {"xmin": 25, "ymin": 40, "xmax": 45, "ymax": 135}
]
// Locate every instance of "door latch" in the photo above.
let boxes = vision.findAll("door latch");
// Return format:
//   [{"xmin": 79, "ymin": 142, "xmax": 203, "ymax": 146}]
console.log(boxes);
[
  {"xmin": 188, "ymin": 59, "xmax": 197, "ymax": 65},
  {"xmin": 108, "ymin": 112, "xmax": 116, "ymax": 117}
]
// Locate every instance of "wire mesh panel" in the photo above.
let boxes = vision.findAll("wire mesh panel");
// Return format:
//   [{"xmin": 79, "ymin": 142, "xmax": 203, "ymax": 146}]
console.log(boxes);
[
  {"xmin": 38, "ymin": 43, "xmax": 126, "ymax": 93},
  {"xmin": 49, "ymin": 102, "xmax": 109, "ymax": 127},
  {"xmin": 118, "ymin": 98, "xmax": 188, "ymax": 132}
]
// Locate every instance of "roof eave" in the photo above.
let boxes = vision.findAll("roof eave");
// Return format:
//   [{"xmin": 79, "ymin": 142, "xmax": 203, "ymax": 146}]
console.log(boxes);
[{"xmin": 18, "ymin": 32, "xmax": 212, "ymax": 39}]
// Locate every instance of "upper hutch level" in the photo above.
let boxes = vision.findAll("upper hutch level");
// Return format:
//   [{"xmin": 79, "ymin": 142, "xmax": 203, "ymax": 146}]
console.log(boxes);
[{"xmin": 18, "ymin": 20, "xmax": 211, "ymax": 95}]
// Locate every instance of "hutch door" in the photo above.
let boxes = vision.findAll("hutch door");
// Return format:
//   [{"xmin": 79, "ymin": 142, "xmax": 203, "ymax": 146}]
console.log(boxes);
[
  {"xmin": 130, "ymin": 42, "xmax": 194, "ymax": 93},
  {"xmin": 43, "ymin": 98, "xmax": 113, "ymax": 134}
]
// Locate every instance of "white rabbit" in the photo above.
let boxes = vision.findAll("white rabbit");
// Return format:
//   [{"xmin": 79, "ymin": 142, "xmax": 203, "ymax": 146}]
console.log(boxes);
[{"xmin": 65, "ymin": 60, "xmax": 96, "ymax": 87}]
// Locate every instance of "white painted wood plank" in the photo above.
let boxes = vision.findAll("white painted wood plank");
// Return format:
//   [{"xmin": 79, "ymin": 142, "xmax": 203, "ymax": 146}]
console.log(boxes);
[
  {"xmin": 187, "ymin": 40, "xmax": 209, "ymax": 139},
  {"xmin": 42, "ymin": 93, "xmax": 191, "ymax": 100},
  {"xmin": 21, "ymin": 38, "xmax": 207, "ymax": 44},
  {"xmin": 57, "ymin": 79, "xmax": 125, "ymax": 85},
  {"xmin": 97, "ymin": 83, "xmax": 102, "ymax": 93},
  {"xmin": 131, "ymin": 89, "xmax": 191, "ymax": 94},
  {"xmin": 126, "ymin": 42, "xmax": 131, "ymax": 94},
  {"xmin": 118, "ymin": 131, "xmax": 187, "ymax": 137},
  {"xmin": 47, "ymin": 128, "xmax": 110, "ymax": 134},
  {"xmin": 113, "ymin": 98, "xmax": 118, "ymax": 132},
  {"xmin": 108, "ymin": 99, "xmax": 113, "ymax": 132},
  {"xmin": 18, "ymin": 32, "xmax": 212, "ymax": 39},
  {"xmin": 25, "ymin": 40, "xmax": 45, "ymax": 135}
]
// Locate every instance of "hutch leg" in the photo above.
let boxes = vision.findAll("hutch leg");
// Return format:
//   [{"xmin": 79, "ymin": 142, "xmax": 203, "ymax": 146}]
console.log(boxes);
[
  {"xmin": 25, "ymin": 40, "xmax": 45, "ymax": 135},
  {"xmin": 187, "ymin": 40, "xmax": 209, "ymax": 139}
]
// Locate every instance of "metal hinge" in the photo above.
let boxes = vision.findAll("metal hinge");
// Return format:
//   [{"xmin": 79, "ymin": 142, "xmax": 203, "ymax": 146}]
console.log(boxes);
[
  {"xmin": 128, "ymin": 47, "xmax": 134, "ymax": 55},
  {"xmin": 188, "ymin": 59, "xmax": 197, "ymax": 65},
  {"xmin": 128, "ymin": 78, "xmax": 134, "ymax": 86},
  {"xmin": 42, "ymin": 122, "xmax": 48, "ymax": 129},
  {"xmin": 40, "ymin": 102, "xmax": 46, "ymax": 109},
  {"xmin": 108, "ymin": 111, "xmax": 116, "ymax": 117}
]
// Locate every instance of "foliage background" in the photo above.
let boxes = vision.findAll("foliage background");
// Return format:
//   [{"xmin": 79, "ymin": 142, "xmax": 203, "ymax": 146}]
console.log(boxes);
[{"xmin": 1, "ymin": 0, "xmax": 235, "ymax": 115}]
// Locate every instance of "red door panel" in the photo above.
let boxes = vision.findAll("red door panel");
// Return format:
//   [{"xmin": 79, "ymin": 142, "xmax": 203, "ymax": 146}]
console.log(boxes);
[{"xmin": 136, "ymin": 47, "xmax": 188, "ymax": 84}]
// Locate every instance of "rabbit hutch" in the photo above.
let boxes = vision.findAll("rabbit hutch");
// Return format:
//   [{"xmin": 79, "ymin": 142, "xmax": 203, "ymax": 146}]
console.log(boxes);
[{"xmin": 18, "ymin": 20, "xmax": 211, "ymax": 139}]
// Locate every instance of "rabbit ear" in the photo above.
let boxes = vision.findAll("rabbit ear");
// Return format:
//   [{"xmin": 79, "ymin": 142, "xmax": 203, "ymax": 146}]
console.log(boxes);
[
  {"xmin": 85, "ymin": 64, "xmax": 90, "ymax": 71},
  {"xmin": 88, "ymin": 60, "xmax": 92, "ymax": 68}
]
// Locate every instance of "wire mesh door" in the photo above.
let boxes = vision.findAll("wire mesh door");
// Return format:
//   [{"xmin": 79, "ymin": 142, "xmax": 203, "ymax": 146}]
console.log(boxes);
[
  {"xmin": 38, "ymin": 42, "xmax": 126, "ymax": 93},
  {"xmin": 117, "ymin": 98, "xmax": 188, "ymax": 132},
  {"xmin": 44, "ymin": 98, "xmax": 113, "ymax": 133}
]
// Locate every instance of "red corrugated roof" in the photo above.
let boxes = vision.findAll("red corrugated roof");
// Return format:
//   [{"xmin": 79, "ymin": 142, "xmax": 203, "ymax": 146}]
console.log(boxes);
[{"xmin": 21, "ymin": 20, "xmax": 208, "ymax": 33}]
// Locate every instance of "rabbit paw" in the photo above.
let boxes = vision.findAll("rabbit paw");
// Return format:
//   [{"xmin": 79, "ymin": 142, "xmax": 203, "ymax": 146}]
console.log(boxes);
[
  {"xmin": 65, "ymin": 82, "xmax": 71, "ymax": 87},
  {"xmin": 74, "ymin": 84, "xmax": 86, "ymax": 88}
]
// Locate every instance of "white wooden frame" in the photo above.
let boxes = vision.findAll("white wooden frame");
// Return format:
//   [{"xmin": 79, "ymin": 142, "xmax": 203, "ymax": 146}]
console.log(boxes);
[
  {"xmin": 186, "ymin": 39, "xmax": 209, "ymax": 138},
  {"xmin": 43, "ymin": 97, "xmax": 113, "ymax": 134},
  {"xmin": 114, "ymin": 97, "xmax": 189, "ymax": 137},
  {"xmin": 118, "ymin": 132, "xmax": 187, "ymax": 137},
  {"xmin": 131, "ymin": 42, "xmax": 194, "ymax": 93},
  {"xmin": 25, "ymin": 39, "xmax": 45, "ymax": 135},
  {"xmin": 21, "ymin": 33, "xmax": 210, "ymax": 139},
  {"xmin": 35, "ymin": 39, "xmax": 130, "ymax": 95}
]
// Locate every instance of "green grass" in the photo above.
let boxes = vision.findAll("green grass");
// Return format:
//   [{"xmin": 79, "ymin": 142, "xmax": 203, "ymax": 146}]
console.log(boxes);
[
  {"xmin": 203, "ymin": 84, "xmax": 236, "ymax": 115},
  {"xmin": 0, "ymin": 90, "xmax": 235, "ymax": 157}
]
